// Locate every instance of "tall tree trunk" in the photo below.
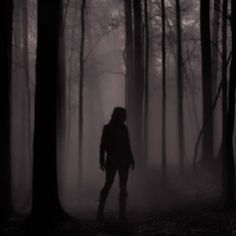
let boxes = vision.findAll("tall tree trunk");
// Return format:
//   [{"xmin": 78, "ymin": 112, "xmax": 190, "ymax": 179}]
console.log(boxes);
[
  {"xmin": 22, "ymin": 0, "xmax": 32, "ymax": 161},
  {"xmin": 221, "ymin": 0, "xmax": 228, "ymax": 150},
  {"xmin": 124, "ymin": 0, "xmax": 134, "ymax": 164},
  {"xmin": 221, "ymin": 0, "xmax": 228, "ymax": 180},
  {"xmin": 223, "ymin": 0, "xmax": 235, "ymax": 207},
  {"xmin": 212, "ymin": 0, "xmax": 221, "ymax": 88},
  {"xmin": 161, "ymin": 0, "xmax": 167, "ymax": 179},
  {"xmin": 0, "ymin": 0, "xmax": 13, "ymax": 225},
  {"xmin": 11, "ymin": 0, "xmax": 31, "ymax": 212},
  {"xmin": 32, "ymin": 0, "xmax": 65, "ymax": 222},
  {"xmin": 200, "ymin": 0, "xmax": 213, "ymax": 162},
  {"xmin": 57, "ymin": 0, "xmax": 67, "ymax": 206},
  {"xmin": 176, "ymin": 0, "xmax": 184, "ymax": 170},
  {"xmin": 133, "ymin": 0, "xmax": 145, "ymax": 167},
  {"xmin": 78, "ymin": 0, "xmax": 86, "ymax": 188},
  {"xmin": 144, "ymin": 0, "xmax": 149, "ymax": 162},
  {"xmin": 212, "ymin": 0, "xmax": 221, "ymax": 154}
]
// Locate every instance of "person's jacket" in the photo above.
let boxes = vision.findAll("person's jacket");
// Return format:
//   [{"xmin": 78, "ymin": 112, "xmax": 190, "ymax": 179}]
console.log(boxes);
[{"xmin": 100, "ymin": 121, "xmax": 134, "ymax": 167}]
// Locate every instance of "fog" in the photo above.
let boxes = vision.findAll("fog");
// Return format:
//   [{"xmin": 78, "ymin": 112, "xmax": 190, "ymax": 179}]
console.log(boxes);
[{"xmin": 10, "ymin": 0, "xmax": 230, "ymax": 216}]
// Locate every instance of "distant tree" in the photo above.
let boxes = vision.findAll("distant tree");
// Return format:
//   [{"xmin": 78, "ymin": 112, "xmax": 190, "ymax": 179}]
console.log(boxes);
[
  {"xmin": 200, "ymin": 0, "xmax": 213, "ymax": 162},
  {"xmin": 211, "ymin": 0, "xmax": 221, "ymax": 92},
  {"xmin": 78, "ymin": 0, "xmax": 86, "ymax": 188},
  {"xmin": 124, "ymin": 0, "xmax": 134, "ymax": 157},
  {"xmin": 32, "ymin": 0, "xmax": 66, "ymax": 222},
  {"xmin": 133, "ymin": 0, "xmax": 145, "ymax": 167},
  {"xmin": 222, "ymin": 0, "xmax": 235, "ymax": 207},
  {"xmin": 175, "ymin": 0, "xmax": 184, "ymax": 170},
  {"xmin": 22, "ymin": 0, "xmax": 32, "ymax": 157},
  {"xmin": 220, "ymin": 0, "xmax": 228, "ymax": 168},
  {"xmin": 212, "ymin": 0, "xmax": 221, "ymax": 153},
  {"xmin": 0, "ymin": 0, "xmax": 13, "ymax": 226},
  {"xmin": 161, "ymin": 0, "xmax": 167, "ymax": 179},
  {"xmin": 144, "ymin": 0, "xmax": 149, "ymax": 162}
]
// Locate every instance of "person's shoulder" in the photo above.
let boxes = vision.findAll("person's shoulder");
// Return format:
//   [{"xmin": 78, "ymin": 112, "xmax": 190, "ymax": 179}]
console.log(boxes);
[
  {"xmin": 103, "ymin": 124, "xmax": 110, "ymax": 131},
  {"xmin": 104, "ymin": 123, "xmax": 109, "ymax": 128},
  {"xmin": 123, "ymin": 123, "xmax": 128, "ymax": 128},
  {"xmin": 123, "ymin": 124, "xmax": 128, "ymax": 131}
]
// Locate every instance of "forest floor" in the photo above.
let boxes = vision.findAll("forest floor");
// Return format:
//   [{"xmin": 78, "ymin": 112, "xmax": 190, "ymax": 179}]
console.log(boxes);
[{"xmin": 2, "ymin": 166, "xmax": 236, "ymax": 235}]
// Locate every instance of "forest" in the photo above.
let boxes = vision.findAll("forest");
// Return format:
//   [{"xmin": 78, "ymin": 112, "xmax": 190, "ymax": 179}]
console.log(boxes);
[{"xmin": 0, "ymin": 0, "xmax": 236, "ymax": 235}]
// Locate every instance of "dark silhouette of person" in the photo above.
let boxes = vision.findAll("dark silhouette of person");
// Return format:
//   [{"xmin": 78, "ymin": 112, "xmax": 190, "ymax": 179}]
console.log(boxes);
[{"xmin": 97, "ymin": 107, "xmax": 135, "ymax": 221}]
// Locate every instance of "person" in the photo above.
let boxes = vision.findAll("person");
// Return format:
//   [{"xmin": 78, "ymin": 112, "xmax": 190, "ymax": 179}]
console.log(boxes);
[{"xmin": 97, "ymin": 107, "xmax": 135, "ymax": 221}]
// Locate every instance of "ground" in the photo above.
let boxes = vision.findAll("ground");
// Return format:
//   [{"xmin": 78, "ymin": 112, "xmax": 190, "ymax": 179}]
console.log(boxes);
[{"xmin": 2, "ymin": 166, "xmax": 236, "ymax": 235}]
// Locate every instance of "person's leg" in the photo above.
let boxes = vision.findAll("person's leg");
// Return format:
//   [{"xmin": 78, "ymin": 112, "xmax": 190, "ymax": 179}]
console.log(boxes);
[
  {"xmin": 97, "ymin": 166, "xmax": 116, "ymax": 219},
  {"xmin": 118, "ymin": 166, "xmax": 129, "ymax": 219}
]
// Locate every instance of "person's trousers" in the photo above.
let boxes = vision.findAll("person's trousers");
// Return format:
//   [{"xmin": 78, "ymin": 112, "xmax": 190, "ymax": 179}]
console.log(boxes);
[{"xmin": 98, "ymin": 165, "xmax": 129, "ymax": 217}]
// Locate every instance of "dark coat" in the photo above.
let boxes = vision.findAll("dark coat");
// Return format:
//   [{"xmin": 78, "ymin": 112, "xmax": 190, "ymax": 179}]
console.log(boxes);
[{"xmin": 100, "ymin": 122, "xmax": 134, "ymax": 167}]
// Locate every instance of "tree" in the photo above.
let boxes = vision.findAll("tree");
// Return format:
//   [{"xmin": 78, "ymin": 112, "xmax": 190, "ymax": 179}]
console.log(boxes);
[
  {"xmin": 175, "ymin": 0, "xmax": 184, "ymax": 170},
  {"xmin": 32, "ymin": 0, "xmax": 66, "ymax": 222},
  {"xmin": 212, "ymin": 0, "xmax": 221, "ymax": 154},
  {"xmin": 78, "ymin": 0, "xmax": 86, "ymax": 188},
  {"xmin": 161, "ymin": 0, "xmax": 167, "ymax": 179},
  {"xmin": 0, "ymin": 0, "xmax": 13, "ymax": 225},
  {"xmin": 211, "ymin": 0, "xmax": 221, "ymax": 92},
  {"xmin": 144, "ymin": 0, "xmax": 150, "ymax": 162},
  {"xmin": 22, "ymin": 0, "xmax": 32, "ymax": 159},
  {"xmin": 133, "ymin": 0, "xmax": 145, "ymax": 167},
  {"xmin": 222, "ymin": 0, "xmax": 235, "ymax": 207},
  {"xmin": 124, "ymin": 0, "xmax": 134, "ymax": 159},
  {"xmin": 200, "ymin": 0, "xmax": 213, "ymax": 162}
]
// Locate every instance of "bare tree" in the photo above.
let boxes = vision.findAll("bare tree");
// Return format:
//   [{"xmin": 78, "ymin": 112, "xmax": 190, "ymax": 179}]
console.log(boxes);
[
  {"xmin": 124, "ymin": 0, "xmax": 134, "ymax": 163},
  {"xmin": 0, "ymin": 0, "xmax": 13, "ymax": 225},
  {"xmin": 161, "ymin": 0, "xmax": 167, "ymax": 179},
  {"xmin": 200, "ymin": 0, "xmax": 213, "ymax": 162},
  {"xmin": 144, "ymin": 0, "xmax": 150, "ymax": 163},
  {"xmin": 78, "ymin": 0, "xmax": 86, "ymax": 188},
  {"xmin": 32, "ymin": 0, "xmax": 66, "ymax": 222},
  {"xmin": 175, "ymin": 0, "xmax": 184, "ymax": 170},
  {"xmin": 222, "ymin": 0, "xmax": 235, "ymax": 207},
  {"xmin": 133, "ymin": 0, "xmax": 145, "ymax": 167}
]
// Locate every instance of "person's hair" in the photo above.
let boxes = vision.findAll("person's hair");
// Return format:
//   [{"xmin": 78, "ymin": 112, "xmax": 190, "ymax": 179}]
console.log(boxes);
[{"xmin": 111, "ymin": 107, "xmax": 127, "ymax": 123}]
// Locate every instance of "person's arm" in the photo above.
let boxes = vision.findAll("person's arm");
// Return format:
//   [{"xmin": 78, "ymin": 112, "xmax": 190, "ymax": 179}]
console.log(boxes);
[{"xmin": 99, "ymin": 126, "xmax": 107, "ymax": 171}]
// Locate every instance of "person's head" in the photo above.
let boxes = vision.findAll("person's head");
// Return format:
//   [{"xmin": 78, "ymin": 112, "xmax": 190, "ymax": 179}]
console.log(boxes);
[{"xmin": 111, "ymin": 107, "xmax": 127, "ymax": 123}]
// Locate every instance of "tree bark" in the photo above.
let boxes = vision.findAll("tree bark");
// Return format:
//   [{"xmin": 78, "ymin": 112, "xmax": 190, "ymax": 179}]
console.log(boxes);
[
  {"xmin": 32, "ymin": 0, "xmax": 65, "ymax": 222},
  {"xmin": 124, "ymin": 0, "xmax": 135, "ymax": 163},
  {"xmin": 176, "ymin": 0, "xmax": 184, "ymax": 170},
  {"xmin": 0, "ymin": 0, "xmax": 13, "ymax": 225},
  {"xmin": 144, "ymin": 0, "xmax": 149, "ymax": 163},
  {"xmin": 223, "ymin": 0, "xmax": 235, "ymax": 207},
  {"xmin": 133, "ymin": 0, "xmax": 145, "ymax": 167},
  {"xmin": 212, "ymin": 0, "xmax": 221, "ymax": 155},
  {"xmin": 161, "ymin": 0, "xmax": 167, "ymax": 179},
  {"xmin": 200, "ymin": 0, "xmax": 213, "ymax": 161},
  {"xmin": 78, "ymin": 0, "xmax": 86, "ymax": 188}
]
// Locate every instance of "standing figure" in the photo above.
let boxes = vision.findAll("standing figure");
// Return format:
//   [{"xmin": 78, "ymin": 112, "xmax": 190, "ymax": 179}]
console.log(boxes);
[{"xmin": 97, "ymin": 107, "xmax": 135, "ymax": 221}]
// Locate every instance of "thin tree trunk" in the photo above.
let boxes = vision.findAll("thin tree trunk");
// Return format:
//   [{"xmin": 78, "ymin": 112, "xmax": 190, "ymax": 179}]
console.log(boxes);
[
  {"xmin": 22, "ymin": 0, "xmax": 32, "ymax": 178},
  {"xmin": 133, "ymin": 0, "xmax": 144, "ymax": 167},
  {"xmin": 161, "ymin": 0, "xmax": 167, "ymax": 180},
  {"xmin": 212, "ymin": 0, "xmax": 221, "ymax": 155},
  {"xmin": 223, "ymin": 0, "xmax": 235, "ymax": 207},
  {"xmin": 221, "ymin": 0, "xmax": 228, "ymax": 164},
  {"xmin": 124, "ymin": 0, "xmax": 134, "ymax": 164},
  {"xmin": 200, "ymin": 0, "xmax": 213, "ymax": 162},
  {"xmin": 176, "ymin": 0, "xmax": 184, "ymax": 170},
  {"xmin": 0, "ymin": 0, "xmax": 13, "ymax": 225},
  {"xmin": 78, "ymin": 0, "xmax": 86, "ymax": 187},
  {"xmin": 212, "ymin": 0, "xmax": 221, "ymax": 89},
  {"xmin": 144, "ymin": 0, "xmax": 149, "ymax": 162}
]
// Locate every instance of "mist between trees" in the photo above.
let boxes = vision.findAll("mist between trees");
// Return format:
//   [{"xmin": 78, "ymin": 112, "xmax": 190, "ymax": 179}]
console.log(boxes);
[{"xmin": 0, "ymin": 0, "xmax": 236, "ymax": 224}]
